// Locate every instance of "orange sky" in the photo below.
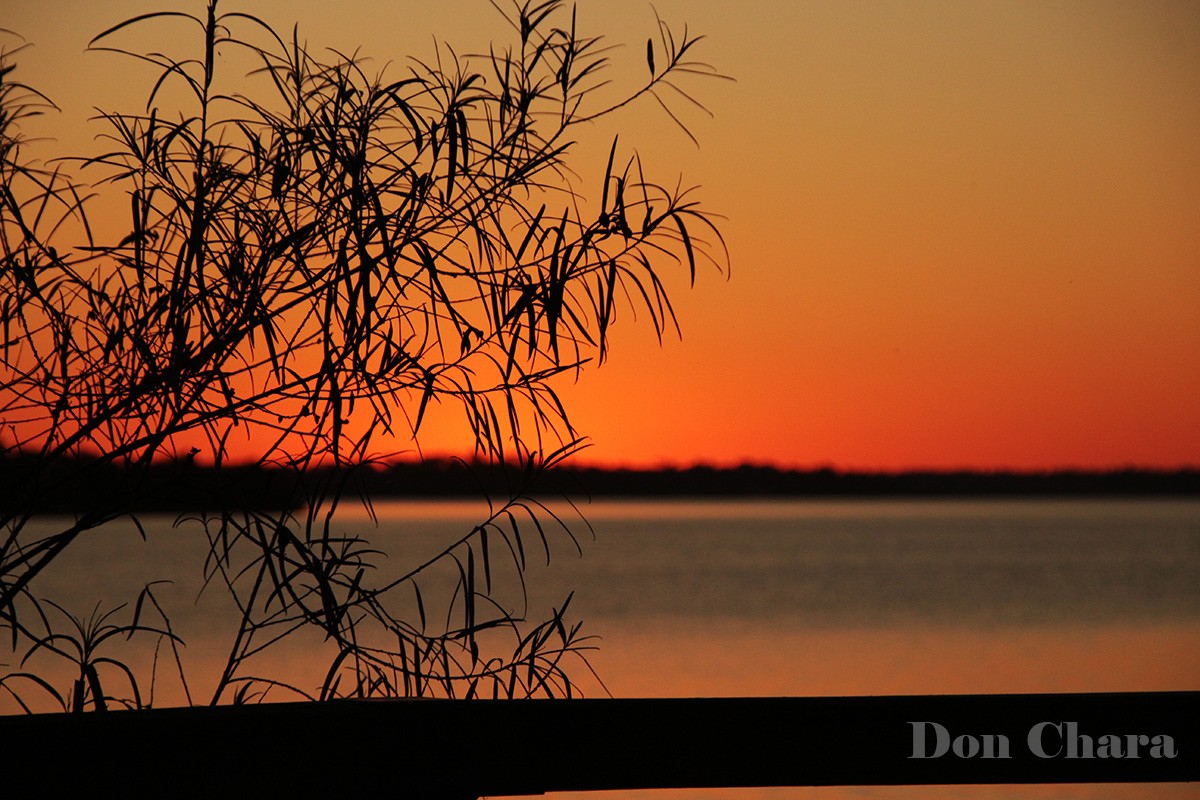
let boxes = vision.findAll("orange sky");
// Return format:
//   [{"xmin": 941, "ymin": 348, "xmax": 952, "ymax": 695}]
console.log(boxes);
[{"xmin": 6, "ymin": 0, "xmax": 1199, "ymax": 470}]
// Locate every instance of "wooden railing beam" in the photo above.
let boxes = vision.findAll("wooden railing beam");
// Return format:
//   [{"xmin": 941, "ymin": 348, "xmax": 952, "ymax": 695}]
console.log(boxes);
[{"xmin": 1, "ymin": 692, "xmax": 1195, "ymax": 797}]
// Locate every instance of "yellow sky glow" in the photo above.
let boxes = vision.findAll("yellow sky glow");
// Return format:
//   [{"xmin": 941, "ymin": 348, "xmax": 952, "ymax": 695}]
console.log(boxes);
[{"xmin": 5, "ymin": 0, "xmax": 1198, "ymax": 469}]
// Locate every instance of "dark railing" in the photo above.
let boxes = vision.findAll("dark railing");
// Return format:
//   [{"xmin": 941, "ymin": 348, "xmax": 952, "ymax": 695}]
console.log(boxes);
[{"xmin": 2, "ymin": 692, "xmax": 1195, "ymax": 797}]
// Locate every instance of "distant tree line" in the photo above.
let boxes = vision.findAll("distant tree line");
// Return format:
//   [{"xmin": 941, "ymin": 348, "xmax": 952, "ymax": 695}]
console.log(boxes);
[{"xmin": 3, "ymin": 452, "xmax": 1195, "ymax": 512}]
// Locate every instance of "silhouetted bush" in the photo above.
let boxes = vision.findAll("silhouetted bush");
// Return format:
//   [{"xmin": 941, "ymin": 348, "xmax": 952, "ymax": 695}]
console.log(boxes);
[{"xmin": 1, "ymin": 0, "xmax": 726, "ymax": 711}]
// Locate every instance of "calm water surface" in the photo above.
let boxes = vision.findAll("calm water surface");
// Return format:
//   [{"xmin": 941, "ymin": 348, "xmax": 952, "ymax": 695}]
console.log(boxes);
[{"xmin": 14, "ymin": 498, "xmax": 1200, "ymax": 799}]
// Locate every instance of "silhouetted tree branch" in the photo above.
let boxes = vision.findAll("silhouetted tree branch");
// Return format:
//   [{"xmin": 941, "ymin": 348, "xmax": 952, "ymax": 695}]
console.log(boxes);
[{"xmin": 1, "ymin": 0, "xmax": 727, "ymax": 711}]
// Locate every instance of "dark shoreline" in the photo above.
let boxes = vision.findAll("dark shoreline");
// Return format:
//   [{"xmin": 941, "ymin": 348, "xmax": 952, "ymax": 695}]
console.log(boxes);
[{"xmin": 3, "ymin": 454, "xmax": 1198, "ymax": 512}]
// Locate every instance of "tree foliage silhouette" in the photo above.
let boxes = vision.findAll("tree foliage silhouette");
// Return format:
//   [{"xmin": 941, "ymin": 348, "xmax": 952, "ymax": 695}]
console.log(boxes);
[{"xmin": 0, "ymin": 0, "xmax": 726, "ymax": 710}]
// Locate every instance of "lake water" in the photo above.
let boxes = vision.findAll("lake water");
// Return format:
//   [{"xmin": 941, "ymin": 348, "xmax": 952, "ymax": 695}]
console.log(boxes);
[{"xmin": 10, "ymin": 498, "xmax": 1200, "ymax": 798}]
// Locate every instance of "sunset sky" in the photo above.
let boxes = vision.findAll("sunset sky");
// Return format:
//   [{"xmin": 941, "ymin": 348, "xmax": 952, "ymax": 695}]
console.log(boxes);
[{"xmin": 7, "ymin": 0, "xmax": 1199, "ymax": 470}]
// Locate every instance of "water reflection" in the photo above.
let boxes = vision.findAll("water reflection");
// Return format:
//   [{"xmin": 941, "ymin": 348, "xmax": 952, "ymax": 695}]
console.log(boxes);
[{"xmin": 6, "ymin": 500, "xmax": 1198, "ymax": 799}]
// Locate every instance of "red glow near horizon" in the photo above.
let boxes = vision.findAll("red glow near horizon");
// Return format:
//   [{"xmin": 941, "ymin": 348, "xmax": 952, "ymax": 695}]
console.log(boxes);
[{"xmin": 4, "ymin": 0, "xmax": 1198, "ymax": 472}]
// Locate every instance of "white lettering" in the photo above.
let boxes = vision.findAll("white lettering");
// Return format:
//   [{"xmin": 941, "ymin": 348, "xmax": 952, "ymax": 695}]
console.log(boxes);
[
  {"xmin": 1096, "ymin": 734, "xmax": 1123, "ymax": 758},
  {"xmin": 952, "ymin": 734, "xmax": 979, "ymax": 758},
  {"xmin": 1028, "ymin": 722, "xmax": 1061, "ymax": 758},
  {"xmin": 910, "ymin": 721, "xmax": 949, "ymax": 759},
  {"xmin": 1150, "ymin": 735, "xmax": 1177, "ymax": 759},
  {"xmin": 1066, "ymin": 722, "xmax": 1093, "ymax": 759},
  {"xmin": 1027, "ymin": 723, "xmax": 1176, "ymax": 759}
]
